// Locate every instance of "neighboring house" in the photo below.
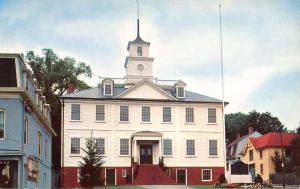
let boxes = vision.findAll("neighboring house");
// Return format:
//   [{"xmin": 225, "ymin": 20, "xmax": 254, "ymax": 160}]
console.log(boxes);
[
  {"xmin": 241, "ymin": 133, "xmax": 297, "ymax": 182},
  {"xmin": 0, "ymin": 54, "xmax": 56, "ymax": 188},
  {"xmin": 226, "ymin": 127, "xmax": 262, "ymax": 183},
  {"xmin": 60, "ymin": 19, "xmax": 227, "ymax": 187}
]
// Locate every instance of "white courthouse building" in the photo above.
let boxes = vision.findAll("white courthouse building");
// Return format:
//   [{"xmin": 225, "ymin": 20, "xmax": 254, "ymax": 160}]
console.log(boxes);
[{"xmin": 60, "ymin": 20, "xmax": 226, "ymax": 187}]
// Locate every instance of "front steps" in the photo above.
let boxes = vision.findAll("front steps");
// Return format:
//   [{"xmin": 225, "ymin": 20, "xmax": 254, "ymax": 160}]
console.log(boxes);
[{"xmin": 132, "ymin": 164, "xmax": 176, "ymax": 185}]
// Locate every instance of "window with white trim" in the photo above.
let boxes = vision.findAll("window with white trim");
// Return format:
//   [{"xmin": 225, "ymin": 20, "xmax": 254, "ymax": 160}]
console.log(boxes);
[
  {"xmin": 209, "ymin": 140, "xmax": 218, "ymax": 156},
  {"xmin": 71, "ymin": 104, "xmax": 80, "ymax": 120},
  {"xmin": 38, "ymin": 131, "xmax": 42, "ymax": 156},
  {"xmin": 185, "ymin": 108, "xmax": 194, "ymax": 123},
  {"xmin": 96, "ymin": 138, "xmax": 105, "ymax": 155},
  {"xmin": 122, "ymin": 170, "xmax": 127, "ymax": 177},
  {"xmin": 177, "ymin": 87, "xmax": 185, "ymax": 98},
  {"xmin": 96, "ymin": 105, "xmax": 105, "ymax": 121},
  {"xmin": 163, "ymin": 107, "xmax": 171, "ymax": 122},
  {"xmin": 208, "ymin": 108, "xmax": 216, "ymax": 123},
  {"xmin": 186, "ymin": 140, "xmax": 195, "ymax": 156},
  {"xmin": 202, "ymin": 169, "xmax": 212, "ymax": 181},
  {"xmin": 24, "ymin": 116, "xmax": 28, "ymax": 144},
  {"xmin": 120, "ymin": 106, "xmax": 129, "ymax": 122},
  {"xmin": 142, "ymin": 106, "xmax": 150, "ymax": 122},
  {"xmin": 163, "ymin": 139, "xmax": 172, "ymax": 156},
  {"xmin": 71, "ymin": 138, "xmax": 80, "ymax": 154},
  {"xmin": 104, "ymin": 84, "xmax": 112, "ymax": 95},
  {"xmin": 120, "ymin": 139, "xmax": 129, "ymax": 155},
  {"xmin": 0, "ymin": 110, "xmax": 5, "ymax": 139}
]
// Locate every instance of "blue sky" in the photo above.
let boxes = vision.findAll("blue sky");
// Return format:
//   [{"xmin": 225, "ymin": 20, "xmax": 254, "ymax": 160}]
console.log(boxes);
[{"xmin": 0, "ymin": 0, "xmax": 299, "ymax": 130}]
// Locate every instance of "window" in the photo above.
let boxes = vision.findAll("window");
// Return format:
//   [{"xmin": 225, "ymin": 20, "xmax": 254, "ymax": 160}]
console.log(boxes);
[
  {"xmin": 0, "ymin": 110, "xmax": 5, "ymax": 138},
  {"xmin": 185, "ymin": 108, "xmax": 194, "ymax": 123},
  {"xmin": 71, "ymin": 104, "xmax": 80, "ymax": 120},
  {"xmin": 45, "ymin": 139, "xmax": 48, "ymax": 160},
  {"xmin": 163, "ymin": 139, "xmax": 172, "ymax": 156},
  {"xmin": 38, "ymin": 131, "xmax": 42, "ymax": 156},
  {"xmin": 177, "ymin": 87, "xmax": 184, "ymax": 98},
  {"xmin": 96, "ymin": 138, "xmax": 105, "ymax": 155},
  {"xmin": 209, "ymin": 140, "xmax": 218, "ymax": 156},
  {"xmin": 104, "ymin": 84, "xmax": 112, "ymax": 95},
  {"xmin": 96, "ymin": 105, "xmax": 105, "ymax": 121},
  {"xmin": 24, "ymin": 116, "xmax": 28, "ymax": 144},
  {"xmin": 122, "ymin": 170, "xmax": 127, "ymax": 177},
  {"xmin": 163, "ymin": 107, "xmax": 171, "ymax": 122},
  {"xmin": 208, "ymin": 108, "xmax": 216, "ymax": 123},
  {"xmin": 260, "ymin": 164, "xmax": 263, "ymax": 174},
  {"xmin": 249, "ymin": 150, "xmax": 253, "ymax": 161},
  {"xmin": 202, "ymin": 169, "xmax": 212, "ymax": 181},
  {"xmin": 120, "ymin": 139, "xmax": 129, "ymax": 155},
  {"xmin": 259, "ymin": 150, "xmax": 263, "ymax": 159},
  {"xmin": 186, "ymin": 140, "xmax": 195, "ymax": 156},
  {"xmin": 142, "ymin": 106, "xmax": 150, "ymax": 122},
  {"xmin": 71, "ymin": 138, "xmax": 80, "ymax": 154},
  {"xmin": 120, "ymin": 106, "xmax": 129, "ymax": 122},
  {"xmin": 137, "ymin": 46, "xmax": 142, "ymax": 56}
]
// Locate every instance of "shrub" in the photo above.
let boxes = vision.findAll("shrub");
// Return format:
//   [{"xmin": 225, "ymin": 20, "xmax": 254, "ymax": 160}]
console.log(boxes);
[
  {"xmin": 254, "ymin": 174, "xmax": 263, "ymax": 184},
  {"xmin": 218, "ymin": 174, "xmax": 227, "ymax": 184}
]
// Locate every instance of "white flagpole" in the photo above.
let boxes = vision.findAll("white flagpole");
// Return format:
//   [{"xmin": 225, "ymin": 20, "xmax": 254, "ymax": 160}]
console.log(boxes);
[{"xmin": 219, "ymin": 3, "xmax": 227, "ymax": 172}]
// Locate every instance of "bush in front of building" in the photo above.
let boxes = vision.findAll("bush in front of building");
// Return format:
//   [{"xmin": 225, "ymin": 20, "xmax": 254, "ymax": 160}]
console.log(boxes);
[{"xmin": 79, "ymin": 135, "xmax": 105, "ymax": 187}]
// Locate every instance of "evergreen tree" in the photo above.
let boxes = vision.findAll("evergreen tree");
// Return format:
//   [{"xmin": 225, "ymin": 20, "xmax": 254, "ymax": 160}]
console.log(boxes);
[{"xmin": 79, "ymin": 135, "xmax": 104, "ymax": 187}]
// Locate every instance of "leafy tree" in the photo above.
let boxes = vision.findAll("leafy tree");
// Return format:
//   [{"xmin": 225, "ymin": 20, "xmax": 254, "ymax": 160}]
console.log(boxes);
[
  {"xmin": 291, "ymin": 126, "xmax": 300, "ymax": 167},
  {"xmin": 225, "ymin": 110, "xmax": 286, "ymax": 144},
  {"xmin": 225, "ymin": 112, "xmax": 248, "ymax": 143},
  {"xmin": 79, "ymin": 135, "xmax": 104, "ymax": 187},
  {"xmin": 25, "ymin": 49, "xmax": 92, "ymax": 171},
  {"xmin": 271, "ymin": 150, "xmax": 293, "ymax": 173}
]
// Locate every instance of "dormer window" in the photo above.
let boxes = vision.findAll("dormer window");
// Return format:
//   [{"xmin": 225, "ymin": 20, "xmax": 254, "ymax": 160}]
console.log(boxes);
[
  {"xmin": 177, "ymin": 87, "xmax": 185, "ymax": 98},
  {"xmin": 137, "ymin": 46, "xmax": 142, "ymax": 56},
  {"xmin": 104, "ymin": 84, "xmax": 112, "ymax": 95},
  {"xmin": 173, "ymin": 81, "xmax": 186, "ymax": 99},
  {"xmin": 102, "ymin": 78, "xmax": 114, "ymax": 96}
]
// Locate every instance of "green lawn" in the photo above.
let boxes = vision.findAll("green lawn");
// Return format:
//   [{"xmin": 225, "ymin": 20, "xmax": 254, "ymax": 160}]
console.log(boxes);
[{"xmin": 76, "ymin": 186, "xmax": 145, "ymax": 189}]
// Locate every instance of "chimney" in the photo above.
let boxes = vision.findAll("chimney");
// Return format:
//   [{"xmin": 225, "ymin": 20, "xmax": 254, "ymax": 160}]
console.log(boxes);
[
  {"xmin": 67, "ymin": 84, "xmax": 75, "ymax": 94},
  {"xmin": 248, "ymin": 127, "xmax": 254, "ymax": 134}
]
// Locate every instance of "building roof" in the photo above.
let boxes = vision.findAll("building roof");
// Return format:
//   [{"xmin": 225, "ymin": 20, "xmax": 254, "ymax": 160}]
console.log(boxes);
[
  {"xmin": 249, "ymin": 132, "xmax": 298, "ymax": 150},
  {"xmin": 60, "ymin": 83, "xmax": 223, "ymax": 103},
  {"xmin": 226, "ymin": 131, "xmax": 261, "ymax": 160}
]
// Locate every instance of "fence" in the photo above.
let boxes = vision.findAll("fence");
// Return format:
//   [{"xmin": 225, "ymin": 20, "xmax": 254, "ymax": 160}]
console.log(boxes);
[{"xmin": 269, "ymin": 173, "xmax": 300, "ymax": 185}]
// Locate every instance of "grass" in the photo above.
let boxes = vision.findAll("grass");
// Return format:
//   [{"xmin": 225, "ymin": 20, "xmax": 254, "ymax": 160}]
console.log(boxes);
[
  {"xmin": 76, "ymin": 186, "xmax": 145, "ymax": 189},
  {"xmin": 191, "ymin": 186, "xmax": 284, "ymax": 189}
]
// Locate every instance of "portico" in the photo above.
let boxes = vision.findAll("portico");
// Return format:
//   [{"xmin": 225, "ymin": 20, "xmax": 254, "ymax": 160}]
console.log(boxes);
[{"xmin": 132, "ymin": 131, "xmax": 162, "ymax": 165}]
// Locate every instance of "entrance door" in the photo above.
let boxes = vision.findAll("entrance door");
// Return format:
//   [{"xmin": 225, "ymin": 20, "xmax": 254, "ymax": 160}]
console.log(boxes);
[
  {"xmin": 140, "ymin": 145, "xmax": 153, "ymax": 164},
  {"xmin": 106, "ymin": 169, "xmax": 115, "ymax": 186},
  {"xmin": 249, "ymin": 164, "xmax": 255, "ymax": 182},
  {"xmin": 176, "ymin": 169, "xmax": 186, "ymax": 184}
]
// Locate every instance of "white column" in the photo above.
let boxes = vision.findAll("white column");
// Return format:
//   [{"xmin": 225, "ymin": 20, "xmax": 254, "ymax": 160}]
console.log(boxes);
[
  {"xmin": 159, "ymin": 138, "xmax": 162, "ymax": 158},
  {"xmin": 133, "ymin": 140, "xmax": 137, "ymax": 163}
]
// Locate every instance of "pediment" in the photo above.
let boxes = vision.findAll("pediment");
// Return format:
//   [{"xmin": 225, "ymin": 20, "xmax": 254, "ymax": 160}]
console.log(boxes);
[{"xmin": 115, "ymin": 80, "xmax": 176, "ymax": 100}]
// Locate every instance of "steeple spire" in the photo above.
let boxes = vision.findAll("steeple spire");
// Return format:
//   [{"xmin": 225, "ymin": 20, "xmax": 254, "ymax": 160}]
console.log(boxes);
[
  {"xmin": 136, "ymin": 0, "xmax": 140, "ymax": 37},
  {"xmin": 137, "ymin": 19, "xmax": 140, "ymax": 37}
]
